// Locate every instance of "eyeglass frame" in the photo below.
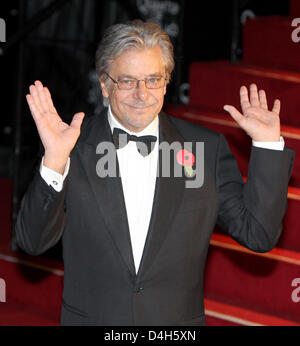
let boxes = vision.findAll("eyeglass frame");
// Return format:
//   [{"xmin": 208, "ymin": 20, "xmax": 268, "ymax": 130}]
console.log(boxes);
[{"xmin": 104, "ymin": 72, "xmax": 168, "ymax": 90}]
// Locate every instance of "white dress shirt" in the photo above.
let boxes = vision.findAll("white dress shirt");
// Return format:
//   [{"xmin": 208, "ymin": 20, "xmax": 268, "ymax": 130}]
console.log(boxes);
[
  {"xmin": 107, "ymin": 107, "xmax": 159, "ymax": 273},
  {"xmin": 39, "ymin": 108, "xmax": 284, "ymax": 273}
]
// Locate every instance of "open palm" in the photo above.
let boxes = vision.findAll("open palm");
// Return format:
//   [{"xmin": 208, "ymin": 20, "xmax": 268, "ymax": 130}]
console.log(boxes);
[
  {"xmin": 26, "ymin": 80, "xmax": 85, "ymax": 172},
  {"xmin": 224, "ymin": 84, "xmax": 281, "ymax": 142}
]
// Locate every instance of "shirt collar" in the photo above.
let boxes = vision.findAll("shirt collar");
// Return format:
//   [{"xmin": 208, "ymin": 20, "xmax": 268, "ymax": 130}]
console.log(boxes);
[{"xmin": 107, "ymin": 105, "xmax": 159, "ymax": 137}]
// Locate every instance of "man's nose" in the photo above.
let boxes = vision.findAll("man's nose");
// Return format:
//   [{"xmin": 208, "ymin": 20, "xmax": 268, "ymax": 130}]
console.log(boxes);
[{"xmin": 134, "ymin": 80, "xmax": 149, "ymax": 100}]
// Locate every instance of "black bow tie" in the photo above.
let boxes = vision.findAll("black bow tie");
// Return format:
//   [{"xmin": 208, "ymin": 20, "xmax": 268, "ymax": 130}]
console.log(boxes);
[{"xmin": 113, "ymin": 127, "xmax": 157, "ymax": 157}]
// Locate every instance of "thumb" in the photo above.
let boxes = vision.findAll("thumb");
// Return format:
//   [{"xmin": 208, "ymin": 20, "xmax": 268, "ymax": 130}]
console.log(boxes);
[
  {"xmin": 70, "ymin": 112, "xmax": 85, "ymax": 130},
  {"xmin": 223, "ymin": 105, "xmax": 245, "ymax": 126}
]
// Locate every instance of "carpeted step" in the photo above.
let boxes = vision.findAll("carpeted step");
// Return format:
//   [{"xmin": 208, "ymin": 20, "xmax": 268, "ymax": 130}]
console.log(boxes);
[
  {"xmin": 0, "ymin": 178, "xmax": 63, "ymax": 324},
  {"xmin": 0, "ymin": 299, "xmax": 59, "ymax": 326},
  {"xmin": 205, "ymin": 313, "xmax": 242, "ymax": 326},
  {"xmin": 205, "ymin": 235, "xmax": 300, "ymax": 324},
  {"xmin": 290, "ymin": 0, "xmax": 300, "ymax": 17},
  {"xmin": 0, "ymin": 251, "xmax": 63, "ymax": 320},
  {"xmin": 189, "ymin": 61, "xmax": 300, "ymax": 127},
  {"xmin": 205, "ymin": 298, "xmax": 300, "ymax": 326},
  {"xmin": 243, "ymin": 16, "xmax": 300, "ymax": 72}
]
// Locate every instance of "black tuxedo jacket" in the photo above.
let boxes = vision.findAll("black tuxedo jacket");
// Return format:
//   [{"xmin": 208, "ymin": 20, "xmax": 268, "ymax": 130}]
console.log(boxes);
[{"xmin": 15, "ymin": 109, "xmax": 295, "ymax": 326}]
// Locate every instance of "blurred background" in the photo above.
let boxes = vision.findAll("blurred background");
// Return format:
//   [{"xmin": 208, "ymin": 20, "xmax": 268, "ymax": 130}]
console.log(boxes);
[{"xmin": 1, "ymin": 0, "xmax": 300, "ymax": 326}]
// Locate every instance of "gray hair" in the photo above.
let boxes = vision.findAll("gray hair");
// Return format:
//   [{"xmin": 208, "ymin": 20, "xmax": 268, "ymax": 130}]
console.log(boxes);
[{"xmin": 95, "ymin": 20, "xmax": 174, "ymax": 107}]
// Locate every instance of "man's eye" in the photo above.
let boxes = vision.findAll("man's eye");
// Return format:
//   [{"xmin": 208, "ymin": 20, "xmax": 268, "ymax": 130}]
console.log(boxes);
[
  {"xmin": 120, "ymin": 79, "xmax": 134, "ymax": 86},
  {"xmin": 147, "ymin": 77, "xmax": 160, "ymax": 84}
]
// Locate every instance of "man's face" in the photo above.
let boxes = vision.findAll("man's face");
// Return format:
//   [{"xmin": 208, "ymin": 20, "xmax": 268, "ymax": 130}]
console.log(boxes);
[{"xmin": 100, "ymin": 45, "xmax": 167, "ymax": 133}]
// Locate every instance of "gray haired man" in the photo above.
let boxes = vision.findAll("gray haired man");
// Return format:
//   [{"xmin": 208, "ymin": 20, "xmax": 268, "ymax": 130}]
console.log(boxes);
[{"xmin": 16, "ymin": 20, "xmax": 294, "ymax": 325}]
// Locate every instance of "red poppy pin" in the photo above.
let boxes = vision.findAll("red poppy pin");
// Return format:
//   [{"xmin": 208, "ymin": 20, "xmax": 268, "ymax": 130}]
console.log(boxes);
[{"xmin": 176, "ymin": 149, "xmax": 195, "ymax": 177}]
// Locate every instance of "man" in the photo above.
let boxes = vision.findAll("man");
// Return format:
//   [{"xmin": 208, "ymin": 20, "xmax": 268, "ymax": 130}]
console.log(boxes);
[{"xmin": 16, "ymin": 20, "xmax": 294, "ymax": 326}]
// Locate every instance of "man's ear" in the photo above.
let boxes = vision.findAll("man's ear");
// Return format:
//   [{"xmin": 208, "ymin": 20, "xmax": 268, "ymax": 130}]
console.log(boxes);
[{"xmin": 99, "ymin": 76, "xmax": 110, "ymax": 99}]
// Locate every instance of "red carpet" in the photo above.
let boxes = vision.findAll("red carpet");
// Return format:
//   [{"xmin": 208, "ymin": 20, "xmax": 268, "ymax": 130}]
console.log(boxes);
[
  {"xmin": 205, "ymin": 237, "xmax": 300, "ymax": 323},
  {"xmin": 189, "ymin": 61, "xmax": 300, "ymax": 127},
  {"xmin": 243, "ymin": 16, "xmax": 300, "ymax": 72},
  {"xmin": 290, "ymin": 0, "xmax": 300, "ymax": 17}
]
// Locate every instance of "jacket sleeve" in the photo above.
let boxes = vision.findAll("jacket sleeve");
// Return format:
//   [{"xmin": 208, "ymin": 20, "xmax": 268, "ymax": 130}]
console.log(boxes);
[
  {"xmin": 15, "ymin": 169, "xmax": 67, "ymax": 255},
  {"xmin": 216, "ymin": 133, "xmax": 295, "ymax": 252}
]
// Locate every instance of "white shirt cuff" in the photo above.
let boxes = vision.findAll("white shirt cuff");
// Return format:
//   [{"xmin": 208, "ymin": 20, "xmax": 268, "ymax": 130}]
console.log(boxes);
[
  {"xmin": 252, "ymin": 136, "xmax": 285, "ymax": 151},
  {"xmin": 39, "ymin": 156, "xmax": 70, "ymax": 192}
]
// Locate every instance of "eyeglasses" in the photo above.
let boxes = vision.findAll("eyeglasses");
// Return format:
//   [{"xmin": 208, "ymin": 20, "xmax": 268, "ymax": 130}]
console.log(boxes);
[{"xmin": 105, "ymin": 72, "xmax": 167, "ymax": 90}]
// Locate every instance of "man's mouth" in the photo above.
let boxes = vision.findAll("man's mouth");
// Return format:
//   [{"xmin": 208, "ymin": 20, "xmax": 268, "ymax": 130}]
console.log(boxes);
[{"xmin": 125, "ymin": 103, "xmax": 155, "ymax": 109}]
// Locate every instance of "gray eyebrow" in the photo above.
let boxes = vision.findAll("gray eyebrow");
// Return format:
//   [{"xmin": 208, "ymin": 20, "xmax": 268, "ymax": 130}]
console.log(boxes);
[{"xmin": 117, "ymin": 73, "xmax": 163, "ymax": 79}]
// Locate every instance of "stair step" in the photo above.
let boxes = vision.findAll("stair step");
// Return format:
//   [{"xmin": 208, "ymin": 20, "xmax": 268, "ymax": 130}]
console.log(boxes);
[
  {"xmin": 205, "ymin": 314, "xmax": 242, "ymax": 326},
  {"xmin": 0, "ymin": 299, "xmax": 59, "ymax": 326},
  {"xmin": 243, "ymin": 16, "xmax": 300, "ymax": 72},
  {"xmin": 290, "ymin": 0, "xmax": 300, "ymax": 17},
  {"xmin": 205, "ymin": 298, "xmax": 300, "ymax": 326},
  {"xmin": 189, "ymin": 61, "xmax": 300, "ymax": 127},
  {"xmin": 204, "ymin": 241, "xmax": 300, "ymax": 323},
  {"xmin": 0, "ymin": 255, "xmax": 63, "ymax": 315},
  {"xmin": 211, "ymin": 233, "xmax": 300, "ymax": 266}
]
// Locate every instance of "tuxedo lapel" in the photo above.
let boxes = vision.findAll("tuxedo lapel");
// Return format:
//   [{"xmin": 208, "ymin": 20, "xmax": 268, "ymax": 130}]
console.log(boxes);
[
  {"xmin": 137, "ymin": 112, "xmax": 186, "ymax": 279},
  {"xmin": 76, "ymin": 109, "xmax": 136, "ymax": 280}
]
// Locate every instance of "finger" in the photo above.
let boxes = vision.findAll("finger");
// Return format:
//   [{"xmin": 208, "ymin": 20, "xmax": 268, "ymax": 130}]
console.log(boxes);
[
  {"xmin": 44, "ymin": 87, "xmax": 57, "ymax": 113},
  {"xmin": 272, "ymin": 99, "xmax": 281, "ymax": 115},
  {"xmin": 240, "ymin": 85, "xmax": 251, "ymax": 113},
  {"xmin": 259, "ymin": 89, "xmax": 268, "ymax": 110},
  {"xmin": 35, "ymin": 80, "xmax": 50, "ymax": 112},
  {"xmin": 26, "ymin": 94, "xmax": 42, "ymax": 122},
  {"xmin": 29, "ymin": 84, "xmax": 44, "ymax": 114},
  {"xmin": 69, "ymin": 112, "xmax": 85, "ymax": 131},
  {"xmin": 249, "ymin": 84, "xmax": 260, "ymax": 107},
  {"xmin": 224, "ymin": 105, "xmax": 245, "ymax": 127}
]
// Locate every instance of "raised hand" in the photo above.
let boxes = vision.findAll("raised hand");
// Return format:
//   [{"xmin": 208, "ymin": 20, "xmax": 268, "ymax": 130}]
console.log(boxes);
[
  {"xmin": 26, "ymin": 80, "xmax": 85, "ymax": 174},
  {"xmin": 223, "ymin": 84, "xmax": 281, "ymax": 142}
]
